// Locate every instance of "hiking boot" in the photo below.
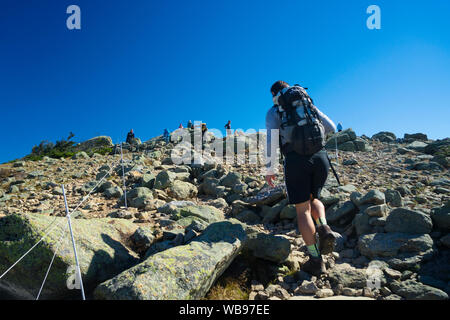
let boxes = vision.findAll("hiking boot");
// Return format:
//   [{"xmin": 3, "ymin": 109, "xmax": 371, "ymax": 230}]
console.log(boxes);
[
  {"xmin": 301, "ymin": 256, "xmax": 326, "ymax": 277},
  {"xmin": 317, "ymin": 225, "xmax": 337, "ymax": 255}
]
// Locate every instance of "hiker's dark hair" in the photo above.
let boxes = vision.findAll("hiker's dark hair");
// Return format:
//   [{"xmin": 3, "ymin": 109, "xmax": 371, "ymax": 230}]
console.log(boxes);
[{"xmin": 271, "ymin": 81, "xmax": 290, "ymax": 97}]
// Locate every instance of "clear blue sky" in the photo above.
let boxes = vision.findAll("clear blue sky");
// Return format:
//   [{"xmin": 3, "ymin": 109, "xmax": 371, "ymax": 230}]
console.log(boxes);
[{"xmin": 1, "ymin": 0, "xmax": 449, "ymax": 163}]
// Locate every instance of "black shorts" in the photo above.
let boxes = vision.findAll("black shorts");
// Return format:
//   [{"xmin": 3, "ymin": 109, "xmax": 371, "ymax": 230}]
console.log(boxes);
[{"xmin": 283, "ymin": 149, "xmax": 330, "ymax": 204}]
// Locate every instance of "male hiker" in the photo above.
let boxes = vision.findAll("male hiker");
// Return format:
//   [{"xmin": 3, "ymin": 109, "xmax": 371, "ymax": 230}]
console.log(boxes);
[
  {"xmin": 337, "ymin": 122, "xmax": 343, "ymax": 132},
  {"xmin": 126, "ymin": 129, "xmax": 135, "ymax": 144},
  {"xmin": 265, "ymin": 80, "xmax": 338, "ymax": 276}
]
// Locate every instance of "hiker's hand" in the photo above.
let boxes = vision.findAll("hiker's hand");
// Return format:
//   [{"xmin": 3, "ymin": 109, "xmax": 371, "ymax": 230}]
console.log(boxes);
[{"xmin": 265, "ymin": 174, "xmax": 276, "ymax": 188}]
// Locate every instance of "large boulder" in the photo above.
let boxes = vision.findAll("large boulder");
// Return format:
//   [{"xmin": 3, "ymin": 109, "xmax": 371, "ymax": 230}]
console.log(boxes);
[
  {"xmin": 0, "ymin": 213, "xmax": 139, "ymax": 299},
  {"xmin": 384, "ymin": 208, "xmax": 433, "ymax": 234},
  {"xmin": 430, "ymin": 205, "xmax": 450, "ymax": 230},
  {"xmin": 75, "ymin": 136, "xmax": 113, "ymax": 152},
  {"xmin": 372, "ymin": 132, "xmax": 396, "ymax": 143},
  {"xmin": 327, "ymin": 263, "xmax": 386, "ymax": 289},
  {"xmin": 171, "ymin": 205, "xmax": 225, "ymax": 224},
  {"xmin": 358, "ymin": 233, "xmax": 433, "ymax": 258},
  {"xmin": 406, "ymin": 141, "xmax": 428, "ymax": 152},
  {"xmin": 390, "ymin": 280, "xmax": 448, "ymax": 300},
  {"xmin": 262, "ymin": 199, "xmax": 289, "ymax": 224},
  {"xmin": 358, "ymin": 190, "xmax": 385, "ymax": 207},
  {"xmin": 404, "ymin": 133, "xmax": 428, "ymax": 142},
  {"xmin": 424, "ymin": 138, "xmax": 450, "ymax": 155},
  {"xmin": 384, "ymin": 189, "xmax": 403, "ymax": 207},
  {"xmin": 154, "ymin": 170, "xmax": 177, "ymax": 190},
  {"xmin": 326, "ymin": 201, "xmax": 357, "ymax": 225},
  {"xmin": 219, "ymin": 172, "xmax": 242, "ymax": 188},
  {"xmin": 243, "ymin": 230, "xmax": 291, "ymax": 263},
  {"xmin": 126, "ymin": 187, "xmax": 153, "ymax": 209},
  {"xmin": 326, "ymin": 129, "xmax": 357, "ymax": 147},
  {"xmin": 93, "ymin": 220, "xmax": 247, "ymax": 300},
  {"xmin": 167, "ymin": 180, "xmax": 198, "ymax": 200}
]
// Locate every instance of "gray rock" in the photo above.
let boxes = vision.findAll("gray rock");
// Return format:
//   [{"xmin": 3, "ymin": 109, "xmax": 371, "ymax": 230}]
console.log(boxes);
[
  {"xmin": 244, "ymin": 230, "xmax": 291, "ymax": 263},
  {"xmin": 328, "ymin": 263, "xmax": 384, "ymax": 289},
  {"xmin": 404, "ymin": 133, "xmax": 428, "ymax": 142},
  {"xmin": 430, "ymin": 206, "xmax": 450, "ymax": 230},
  {"xmin": 131, "ymin": 227, "xmax": 156, "ymax": 251},
  {"xmin": 75, "ymin": 136, "xmax": 113, "ymax": 152},
  {"xmin": 280, "ymin": 205, "xmax": 297, "ymax": 220},
  {"xmin": 343, "ymin": 159, "xmax": 358, "ymax": 166},
  {"xmin": 390, "ymin": 280, "xmax": 448, "ymax": 300},
  {"xmin": 126, "ymin": 187, "xmax": 153, "ymax": 209},
  {"xmin": 296, "ymin": 281, "xmax": 319, "ymax": 295},
  {"xmin": 140, "ymin": 173, "xmax": 156, "ymax": 189},
  {"xmin": 265, "ymin": 284, "xmax": 291, "ymax": 300},
  {"xmin": 353, "ymin": 213, "xmax": 372, "ymax": 236},
  {"xmin": 235, "ymin": 210, "xmax": 261, "ymax": 224},
  {"xmin": 372, "ymin": 132, "xmax": 396, "ymax": 142},
  {"xmin": 384, "ymin": 208, "xmax": 433, "ymax": 234},
  {"xmin": 327, "ymin": 201, "xmax": 357, "ymax": 225},
  {"xmin": 365, "ymin": 204, "xmax": 388, "ymax": 217},
  {"xmin": 94, "ymin": 220, "xmax": 247, "ymax": 300},
  {"xmin": 72, "ymin": 152, "xmax": 90, "ymax": 160},
  {"xmin": 104, "ymin": 186, "xmax": 123, "ymax": 199},
  {"xmin": 406, "ymin": 141, "xmax": 428, "ymax": 152},
  {"xmin": 171, "ymin": 205, "xmax": 225, "ymax": 224},
  {"xmin": 384, "ymin": 189, "xmax": 403, "ymax": 207},
  {"xmin": 154, "ymin": 170, "xmax": 177, "ymax": 190},
  {"xmin": 440, "ymin": 234, "xmax": 450, "ymax": 248},
  {"xmin": 358, "ymin": 233, "xmax": 433, "ymax": 258},
  {"xmin": 219, "ymin": 172, "xmax": 242, "ymax": 188},
  {"xmin": 337, "ymin": 184, "xmax": 358, "ymax": 193},
  {"xmin": 167, "ymin": 180, "xmax": 198, "ymax": 200},
  {"xmin": 158, "ymin": 201, "xmax": 196, "ymax": 215},
  {"xmin": 0, "ymin": 213, "xmax": 139, "ymax": 299},
  {"xmin": 359, "ymin": 190, "xmax": 385, "ymax": 206},
  {"xmin": 262, "ymin": 199, "xmax": 288, "ymax": 224},
  {"xmin": 408, "ymin": 161, "xmax": 444, "ymax": 171}
]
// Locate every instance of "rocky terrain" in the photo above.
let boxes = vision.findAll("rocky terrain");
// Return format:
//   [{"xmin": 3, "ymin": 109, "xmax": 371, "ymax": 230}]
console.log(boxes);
[{"xmin": 0, "ymin": 129, "xmax": 449, "ymax": 300}]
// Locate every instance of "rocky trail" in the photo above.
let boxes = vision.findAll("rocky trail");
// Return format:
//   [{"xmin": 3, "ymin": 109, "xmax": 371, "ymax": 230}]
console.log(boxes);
[{"xmin": 0, "ymin": 129, "xmax": 449, "ymax": 300}]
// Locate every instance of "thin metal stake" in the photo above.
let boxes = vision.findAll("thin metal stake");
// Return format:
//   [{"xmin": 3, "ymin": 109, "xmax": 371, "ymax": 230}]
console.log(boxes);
[
  {"xmin": 120, "ymin": 143, "xmax": 127, "ymax": 209},
  {"xmin": 335, "ymin": 135, "xmax": 338, "ymax": 161},
  {"xmin": 62, "ymin": 185, "xmax": 86, "ymax": 300}
]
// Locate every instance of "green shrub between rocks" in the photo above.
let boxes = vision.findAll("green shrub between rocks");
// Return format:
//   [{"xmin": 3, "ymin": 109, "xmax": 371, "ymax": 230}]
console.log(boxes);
[{"xmin": 23, "ymin": 133, "xmax": 112, "ymax": 162}]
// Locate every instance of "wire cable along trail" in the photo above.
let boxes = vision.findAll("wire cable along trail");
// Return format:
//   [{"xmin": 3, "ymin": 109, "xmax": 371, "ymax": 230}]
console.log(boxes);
[{"xmin": 0, "ymin": 149, "xmax": 127, "ymax": 299}]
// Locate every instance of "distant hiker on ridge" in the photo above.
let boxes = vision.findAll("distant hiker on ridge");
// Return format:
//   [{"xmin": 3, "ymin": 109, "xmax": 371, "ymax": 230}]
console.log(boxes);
[
  {"xmin": 187, "ymin": 120, "xmax": 194, "ymax": 130},
  {"xmin": 179, "ymin": 123, "xmax": 184, "ymax": 129},
  {"xmin": 163, "ymin": 128, "xmax": 170, "ymax": 143},
  {"xmin": 126, "ymin": 129, "xmax": 135, "ymax": 144},
  {"xmin": 337, "ymin": 122, "xmax": 343, "ymax": 132},
  {"xmin": 265, "ymin": 80, "xmax": 339, "ymax": 277},
  {"xmin": 201, "ymin": 123, "xmax": 208, "ymax": 138},
  {"xmin": 225, "ymin": 120, "xmax": 232, "ymax": 137}
]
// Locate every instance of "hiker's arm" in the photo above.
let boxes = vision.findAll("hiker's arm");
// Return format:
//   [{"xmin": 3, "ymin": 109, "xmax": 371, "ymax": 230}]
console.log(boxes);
[
  {"xmin": 265, "ymin": 107, "xmax": 281, "ymax": 175},
  {"xmin": 314, "ymin": 106, "xmax": 336, "ymax": 135}
]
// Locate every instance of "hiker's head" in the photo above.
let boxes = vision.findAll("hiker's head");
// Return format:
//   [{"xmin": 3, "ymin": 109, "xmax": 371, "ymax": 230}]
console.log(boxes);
[
  {"xmin": 271, "ymin": 81, "xmax": 289, "ymax": 97},
  {"xmin": 131, "ymin": 129, "xmax": 133, "ymax": 133}
]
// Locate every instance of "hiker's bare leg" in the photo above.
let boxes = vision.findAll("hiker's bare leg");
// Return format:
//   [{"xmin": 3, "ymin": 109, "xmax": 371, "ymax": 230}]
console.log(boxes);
[
  {"xmin": 295, "ymin": 200, "xmax": 316, "ymax": 246},
  {"xmin": 311, "ymin": 198, "xmax": 326, "ymax": 222}
]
